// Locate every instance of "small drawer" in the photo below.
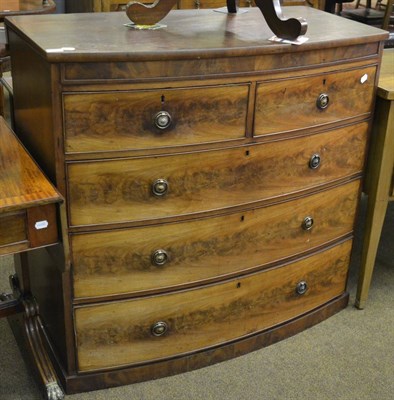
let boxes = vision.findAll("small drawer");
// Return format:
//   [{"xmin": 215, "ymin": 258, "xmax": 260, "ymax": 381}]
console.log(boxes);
[
  {"xmin": 72, "ymin": 180, "xmax": 360, "ymax": 299},
  {"xmin": 74, "ymin": 240, "xmax": 351, "ymax": 372},
  {"xmin": 63, "ymin": 84, "xmax": 249, "ymax": 153},
  {"xmin": 0, "ymin": 204, "xmax": 59, "ymax": 256},
  {"xmin": 0, "ymin": 212, "xmax": 28, "ymax": 255},
  {"xmin": 67, "ymin": 121, "xmax": 368, "ymax": 227},
  {"xmin": 254, "ymin": 66, "xmax": 376, "ymax": 136}
]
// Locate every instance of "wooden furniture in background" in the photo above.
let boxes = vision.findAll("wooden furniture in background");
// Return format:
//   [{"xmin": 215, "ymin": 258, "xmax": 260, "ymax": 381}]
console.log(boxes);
[
  {"xmin": 0, "ymin": 0, "xmax": 56, "ymax": 117},
  {"xmin": 65, "ymin": 0, "xmax": 256, "ymax": 12},
  {"xmin": 0, "ymin": 115, "xmax": 62, "ymax": 313},
  {"xmin": 356, "ymin": 48, "xmax": 394, "ymax": 309},
  {"xmin": 124, "ymin": 0, "xmax": 307, "ymax": 40},
  {"xmin": 0, "ymin": 0, "xmax": 56, "ymax": 17},
  {"xmin": 65, "ymin": 0, "xmax": 313, "ymax": 12},
  {"xmin": 5, "ymin": 7, "xmax": 387, "ymax": 398},
  {"xmin": 341, "ymin": 0, "xmax": 394, "ymax": 30}
]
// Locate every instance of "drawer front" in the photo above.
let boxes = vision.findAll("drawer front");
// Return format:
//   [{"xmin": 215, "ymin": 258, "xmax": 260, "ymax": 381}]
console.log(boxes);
[
  {"xmin": 68, "ymin": 122, "xmax": 368, "ymax": 227},
  {"xmin": 75, "ymin": 240, "xmax": 351, "ymax": 372},
  {"xmin": 63, "ymin": 84, "xmax": 249, "ymax": 153},
  {"xmin": 72, "ymin": 180, "xmax": 360, "ymax": 299},
  {"xmin": 0, "ymin": 212, "xmax": 27, "ymax": 255},
  {"xmin": 254, "ymin": 66, "xmax": 376, "ymax": 136},
  {"xmin": 0, "ymin": 205, "xmax": 59, "ymax": 256}
]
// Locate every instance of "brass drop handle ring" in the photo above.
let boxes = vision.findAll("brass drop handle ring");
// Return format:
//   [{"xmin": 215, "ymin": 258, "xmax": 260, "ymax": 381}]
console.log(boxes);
[
  {"xmin": 309, "ymin": 154, "xmax": 321, "ymax": 170},
  {"xmin": 154, "ymin": 111, "xmax": 172, "ymax": 130},
  {"xmin": 302, "ymin": 216, "xmax": 314, "ymax": 231},
  {"xmin": 152, "ymin": 179, "xmax": 169, "ymax": 197},
  {"xmin": 151, "ymin": 249, "xmax": 169, "ymax": 266},
  {"xmin": 151, "ymin": 321, "xmax": 168, "ymax": 337},
  {"xmin": 296, "ymin": 281, "xmax": 308, "ymax": 295},
  {"xmin": 316, "ymin": 93, "xmax": 329, "ymax": 110}
]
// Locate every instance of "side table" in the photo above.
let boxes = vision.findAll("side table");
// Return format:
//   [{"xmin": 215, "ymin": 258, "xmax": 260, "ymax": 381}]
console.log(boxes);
[
  {"xmin": 356, "ymin": 48, "xmax": 394, "ymax": 309},
  {"xmin": 0, "ymin": 116, "xmax": 63, "ymax": 398}
]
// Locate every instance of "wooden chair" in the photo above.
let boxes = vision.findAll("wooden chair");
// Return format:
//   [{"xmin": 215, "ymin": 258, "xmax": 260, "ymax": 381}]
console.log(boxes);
[{"xmin": 341, "ymin": 0, "xmax": 394, "ymax": 30}]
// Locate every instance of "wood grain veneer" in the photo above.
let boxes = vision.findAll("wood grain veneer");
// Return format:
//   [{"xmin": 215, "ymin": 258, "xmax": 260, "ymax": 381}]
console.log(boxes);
[
  {"xmin": 72, "ymin": 180, "xmax": 360, "ymax": 299},
  {"xmin": 255, "ymin": 65, "xmax": 376, "ymax": 136},
  {"xmin": 0, "ymin": 116, "xmax": 62, "ymax": 255},
  {"xmin": 63, "ymin": 84, "xmax": 249, "ymax": 153},
  {"xmin": 75, "ymin": 240, "xmax": 351, "ymax": 372},
  {"xmin": 67, "ymin": 122, "xmax": 368, "ymax": 227},
  {"xmin": 4, "ymin": 7, "xmax": 387, "ymax": 395}
]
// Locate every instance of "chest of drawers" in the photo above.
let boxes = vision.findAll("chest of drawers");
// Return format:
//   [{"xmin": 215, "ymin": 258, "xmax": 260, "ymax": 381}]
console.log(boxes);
[{"xmin": 5, "ymin": 6, "xmax": 387, "ymax": 396}]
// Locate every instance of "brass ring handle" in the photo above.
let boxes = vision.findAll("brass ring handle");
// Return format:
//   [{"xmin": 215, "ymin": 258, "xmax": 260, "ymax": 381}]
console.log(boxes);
[
  {"xmin": 302, "ymin": 216, "xmax": 314, "ymax": 231},
  {"xmin": 316, "ymin": 93, "xmax": 329, "ymax": 110},
  {"xmin": 309, "ymin": 154, "xmax": 321, "ymax": 170},
  {"xmin": 151, "ymin": 321, "xmax": 168, "ymax": 337},
  {"xmin": 296, "ymin": 281, "xmax": 308, "ymax": 295},
  {"xmin": 152, "ymin": 179, "xmax": 169, "ymax": 197},
  {"xmin": 154, "ymin": 111, "xmax": 172, "ymax": 130},
  {"xmin": 151, "ymin": 249, "xmax": 169, "ymax": 266}
]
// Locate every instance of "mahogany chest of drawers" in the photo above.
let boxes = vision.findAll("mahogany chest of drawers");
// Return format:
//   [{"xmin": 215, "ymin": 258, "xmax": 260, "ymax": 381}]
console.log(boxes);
[{"xmin": 5, "ymin": 6, "xmax": 387, "ymax": 396}]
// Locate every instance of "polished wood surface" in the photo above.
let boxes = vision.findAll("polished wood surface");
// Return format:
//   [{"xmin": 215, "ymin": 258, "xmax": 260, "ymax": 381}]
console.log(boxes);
[
  {"xmin": 72, "ymin": 180, "xmax": 360, "ymax": 299},
  {"xmin": 0, "ymin": 115, "xmax": 61, "ymax": 256},
  {"xmin": 356, "ymin": 48, "xmax": 394, "ymax": 309},
  {"xmin": 61, "ymin": 43, "xmax": 380, "ymax": 83},
  {"xmin": 126, "ymin": 0, "xmax": 178, "ymax": 26},
  {"xmin": 67, "ymin": 123, "xmax": 368, "ymax": 227},
  {"xmin": 4, "ymin": 8, "xmax": 386, "ymax": 396},
  {"xmin": 0, "ymin": 117, "xmax": 60, "ymax": 213},
  {"xmin": 0, "ymin": 114, "xmax": 61, "ymax": 362},
  {"xmin": 123, "ymin": 0, "xmax": 307, "ymax": 40},
  {"xmin": 255, "ymin": 65, "xmax": 376, "ymax": 135},
  {"xmin": 75, "ymin": 240, "xmax": 351, "ymax": 372},
  {"xmin": 5, "ymin": 7, "xmax": 388, "ymax": 62},
  {"xmin": 63, "ymin": 84, "xmax": 249, "ymax": 153},
  {"xmin": 0, "ymin": 212, "xmax": 25, "ymax": 245}
]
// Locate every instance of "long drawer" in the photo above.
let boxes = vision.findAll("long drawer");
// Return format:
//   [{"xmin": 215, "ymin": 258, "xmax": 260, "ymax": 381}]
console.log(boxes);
[
  {"xmin": 63, "ymin": 84, "xmax": 249, "ymax": 154},
  {"xmin": 67, "ymin": 121, "xmax": 368, "ymax": 227},
  {"xmin": 72, "ymin": 180, "xmax": 360, "ymax": 299},
  {"xmin": 254, "ymin": 65, "xmax": 376, "ymax": 136},
  {"xmin": 74, "ymin": 240, "xmax": 351, "ymax": 372}
]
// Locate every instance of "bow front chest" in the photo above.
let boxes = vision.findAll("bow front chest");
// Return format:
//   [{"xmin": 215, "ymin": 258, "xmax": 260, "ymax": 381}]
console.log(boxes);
[{"xmin": 5, "ymin": 7, "xmax": 387, "ymax": 396}]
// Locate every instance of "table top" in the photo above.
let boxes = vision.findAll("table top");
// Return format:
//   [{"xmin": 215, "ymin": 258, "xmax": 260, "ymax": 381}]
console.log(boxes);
[
  {"xmin": 0, "ymin": 117, "xmax": 61, "ymax": 214},
  {"xmin": 0, "ymin": 0, "xmax": 55, "ymax": 19},
  {"xmin": 377, "ymin": 48, "xmax": 394, "ymax": 101},
  {"xmin": 5, "ymin": 7, "xmax": 388, "ymax": 63}
]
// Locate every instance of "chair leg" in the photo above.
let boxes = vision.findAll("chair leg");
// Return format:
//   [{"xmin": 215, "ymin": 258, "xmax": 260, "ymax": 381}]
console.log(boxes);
[{"xmin": 382, "ymin": 0, "xmax": 393, "ymax": 30}]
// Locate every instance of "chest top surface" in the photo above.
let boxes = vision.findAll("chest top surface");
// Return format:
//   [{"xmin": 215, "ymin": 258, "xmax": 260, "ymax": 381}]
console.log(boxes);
[{"xmin": 4, "ymin": 7, "xmax": 388, "ymax": 63}]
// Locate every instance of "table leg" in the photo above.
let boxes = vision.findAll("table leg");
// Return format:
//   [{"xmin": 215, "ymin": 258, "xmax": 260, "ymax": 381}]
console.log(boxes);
[
  {"xmin": 8, "ymin": 254, "xmax": 65, "ymax": 400},
  {"xmin": 356, "ymin": 97, "xmax": 394, "ymax": 309}
]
